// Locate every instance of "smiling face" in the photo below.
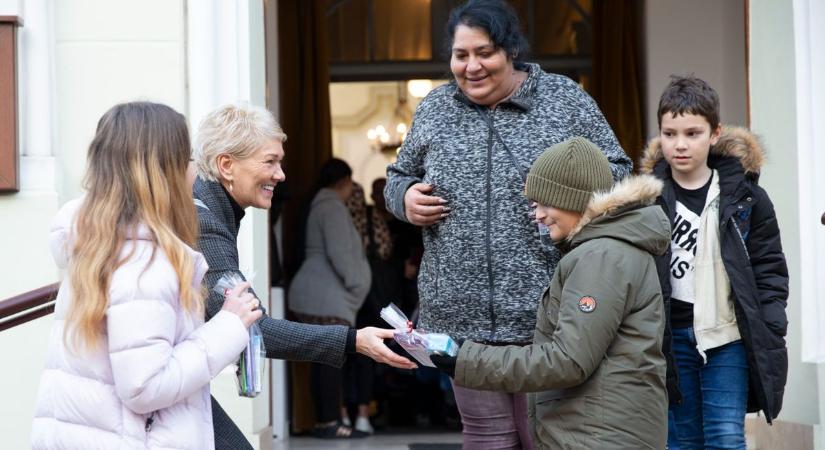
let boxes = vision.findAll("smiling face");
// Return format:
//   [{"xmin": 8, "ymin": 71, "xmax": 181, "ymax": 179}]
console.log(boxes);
[
  {"xmin": 659, "ymin": 112, "xmax": 721, "ymax": 182},
  {"xmin": 534, "ymin": 203, "xmax": 582, "ymax": 242},
  {"xmin": 450, "ymin": 25, "xmax": 516, "ymax": 107},
  {"xmin": 219, "ymin": 138, "xmax": 285, "ymax": 209}
]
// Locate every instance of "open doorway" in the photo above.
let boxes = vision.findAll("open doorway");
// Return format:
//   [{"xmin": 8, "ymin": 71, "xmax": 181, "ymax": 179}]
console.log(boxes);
[
  {"xmin": 328, "ymin": 78, "xmax": 463, "ymax": 434},
  {"xmin": 269, "ymin": 0, "xmax": 647, "ymax": 440}
]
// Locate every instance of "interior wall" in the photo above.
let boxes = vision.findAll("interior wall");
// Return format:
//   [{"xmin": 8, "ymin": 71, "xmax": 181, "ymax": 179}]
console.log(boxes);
[
  {"xmin": 329, "ymin": 80, "xmax": 445, "ymax": 202},
  {"xmin": 643, "ymin": 0, "xmax": 747, "ymax": 141}
]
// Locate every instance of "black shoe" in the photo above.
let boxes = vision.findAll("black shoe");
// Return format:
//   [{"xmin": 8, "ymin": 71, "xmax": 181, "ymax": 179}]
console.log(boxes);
[{"xmin": 310, "ymin": 423, "xmax": 369, "ymax": 439}]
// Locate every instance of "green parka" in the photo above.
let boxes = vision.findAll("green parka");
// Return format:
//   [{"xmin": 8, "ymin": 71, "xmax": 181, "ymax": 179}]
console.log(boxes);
[{"xmin": 455, "ymin": 175, "xmax": 670, "ymax": 449}]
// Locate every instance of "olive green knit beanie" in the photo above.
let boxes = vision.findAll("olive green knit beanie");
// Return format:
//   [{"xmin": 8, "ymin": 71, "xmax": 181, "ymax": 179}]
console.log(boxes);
[{"xmin": 525, "ymin": 137, "xmax": 613, "ymax": 213}]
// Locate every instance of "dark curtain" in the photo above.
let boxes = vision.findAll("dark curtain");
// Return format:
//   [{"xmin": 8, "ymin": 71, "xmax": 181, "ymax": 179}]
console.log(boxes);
[
  {"xmin": 279, "ymin": 0, "xmax": 333, "ymax": 279},
  {"xmin": 591, "ymin": 0, "xmax": 645, "ymax": 168},
  {"xmin": 277, "ymin": 0, "xmax": 333, "ymax": 434}
]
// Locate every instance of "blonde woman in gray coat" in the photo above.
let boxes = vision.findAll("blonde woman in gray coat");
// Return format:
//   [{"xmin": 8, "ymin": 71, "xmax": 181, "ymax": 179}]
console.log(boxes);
[{"xmin": 289, "ymin": 158, "xmax": 372, "ymax": 438}]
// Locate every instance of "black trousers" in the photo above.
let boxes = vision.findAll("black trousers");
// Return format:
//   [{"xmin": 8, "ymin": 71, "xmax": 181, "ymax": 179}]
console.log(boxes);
[
  {"xmin": 343, "ymin": 353, "xmax": 374, "ymax": 406},
  {"xmin": 212, "ymin": 395, "xmax": 254, "ymax": 450},
  {"xmin": 310, "ymin": 362, "xmax": 343, "ymax": 423}
]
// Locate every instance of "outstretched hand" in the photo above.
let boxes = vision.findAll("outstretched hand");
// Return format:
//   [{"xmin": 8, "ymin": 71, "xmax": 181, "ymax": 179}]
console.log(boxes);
[{"xmin": 356, "ymin": 327, "xmax": 418, "ymax": 370}]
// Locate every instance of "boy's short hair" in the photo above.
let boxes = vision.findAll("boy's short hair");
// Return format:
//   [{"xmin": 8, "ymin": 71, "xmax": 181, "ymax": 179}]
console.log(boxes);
[{"xmin": 657, "ymin": 75, "xmax": 720, "ymax": 131}]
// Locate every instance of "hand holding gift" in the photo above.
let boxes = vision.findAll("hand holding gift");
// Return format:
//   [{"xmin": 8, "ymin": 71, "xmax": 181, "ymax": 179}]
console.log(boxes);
[
  {"xmin": 380, "ymin": 303, "xmax": 459, "ymax": 368},
  {"xmin": 214, "ymin": 273, "xmax": 265, "ymax": 398}
]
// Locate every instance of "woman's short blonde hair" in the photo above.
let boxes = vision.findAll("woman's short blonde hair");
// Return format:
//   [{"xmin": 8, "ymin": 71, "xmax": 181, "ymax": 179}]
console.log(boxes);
[{"xmin": 194, "ymin": 103, "xmax": 287, "ymax": 182}]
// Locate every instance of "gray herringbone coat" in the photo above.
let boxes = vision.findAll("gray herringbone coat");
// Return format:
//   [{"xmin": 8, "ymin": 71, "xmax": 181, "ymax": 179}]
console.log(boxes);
[{"xmin": 194, "ymin": 177, "xmax": 350, "ymax": 449}]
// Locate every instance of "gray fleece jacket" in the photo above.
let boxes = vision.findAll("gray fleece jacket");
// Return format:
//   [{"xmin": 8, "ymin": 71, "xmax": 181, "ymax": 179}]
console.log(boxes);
[
  {"xmin": 385, "ymin": 63, "xmax": 632, "ymax": 342},
  {"xmin": 288, "ymin": 188, "xmax": 371, "ymax": 325}
]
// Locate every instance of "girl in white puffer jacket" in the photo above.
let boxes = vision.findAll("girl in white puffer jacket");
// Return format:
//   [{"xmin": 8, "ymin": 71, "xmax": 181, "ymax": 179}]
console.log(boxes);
[{"xmin": 31, "ymin": 102, "xmax": 262, "ymax": 450}]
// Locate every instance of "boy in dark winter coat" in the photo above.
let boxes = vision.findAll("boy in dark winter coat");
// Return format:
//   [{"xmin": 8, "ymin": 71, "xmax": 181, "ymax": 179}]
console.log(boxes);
[
  {"xmin": 432, "ymin": 137, "xmax": 670, "ymax": 449},
  {"xmin": 640, "ymin": 75, "xmax": 789, "ymax": 449}
]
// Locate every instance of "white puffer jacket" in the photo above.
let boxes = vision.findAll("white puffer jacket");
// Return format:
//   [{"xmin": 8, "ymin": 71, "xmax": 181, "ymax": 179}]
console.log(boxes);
[{"xmin": 31, "ymin": 198, "xmax": 250, "ymax": 449}]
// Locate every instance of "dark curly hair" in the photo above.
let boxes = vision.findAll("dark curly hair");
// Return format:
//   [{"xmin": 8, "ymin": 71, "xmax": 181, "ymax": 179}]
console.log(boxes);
[
  {"xmin": 444, "ymin": 0, "xmax": 529, "ymax": 62},
  {"xmin": 657, "ymin": 75, "xmax": 721, "ymax": 131}
]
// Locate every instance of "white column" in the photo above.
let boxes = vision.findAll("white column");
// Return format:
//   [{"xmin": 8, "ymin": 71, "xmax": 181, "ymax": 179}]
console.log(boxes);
[
  {"xmin": 793, "ymin": 0, "xmax": 825, "ymax": 365},
  {"xmin": 793, "ymin": 0, "xmax": 825, "ymax": 447},
  {"xmin": 7, "ymin": 0, "xmax": 58, "ymax": 192},
  {"xmin": 751, "ymin": 0, "xmax": 819, "ymax": 429}
]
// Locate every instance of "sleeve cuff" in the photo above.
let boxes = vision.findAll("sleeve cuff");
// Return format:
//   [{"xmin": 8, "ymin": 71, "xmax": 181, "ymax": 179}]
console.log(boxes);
[
  {"xmin": 198, "ymin": 310, "xmax": 250, "ymax": 377},
  {"xmin": 392, "ymin": 177, "xmax": 420, "ymax": 222},
  {"xmin": 345, "ymin": 328, "xmax": 357, "ymax": 354}
]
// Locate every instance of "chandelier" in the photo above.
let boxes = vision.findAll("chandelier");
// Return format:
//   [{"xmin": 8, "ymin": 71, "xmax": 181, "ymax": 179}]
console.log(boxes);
[{"xmin": 366, "ymin": 80, "xmax": 433, "ymax": 155}]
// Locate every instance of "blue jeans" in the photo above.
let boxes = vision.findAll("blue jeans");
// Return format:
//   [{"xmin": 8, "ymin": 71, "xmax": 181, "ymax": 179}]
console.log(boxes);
[{"xmin": 668, "ymin": 327, "xmax": 749, "ymax": 450}]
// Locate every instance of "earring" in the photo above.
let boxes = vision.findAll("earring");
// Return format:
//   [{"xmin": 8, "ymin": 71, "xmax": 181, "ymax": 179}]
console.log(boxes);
[{"xmin": 229, "ymin": 180, "xmax": 234, "ymax": 192}]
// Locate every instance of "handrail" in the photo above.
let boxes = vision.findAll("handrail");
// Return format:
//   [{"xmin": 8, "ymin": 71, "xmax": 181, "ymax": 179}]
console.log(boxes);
[{"xmin": 0, "ymin": 282, "xmax": 59, "ymax": 332}]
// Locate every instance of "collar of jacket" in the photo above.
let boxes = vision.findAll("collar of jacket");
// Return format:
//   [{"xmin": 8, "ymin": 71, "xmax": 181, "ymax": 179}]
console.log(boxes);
[
  {"xmin": 193, "ymin": 176, "xmax": 246, "ymax": 235},
  {"xmin": 553, "ymin": 174, "xmax": 668, "ymax": 255},
  {"xmin": 640, "ymin": 126, "xmax": 764, "ymax": 221},
  {"xmin": 451, "ymin": 62, "xmax": 539, "ymax": 112}
]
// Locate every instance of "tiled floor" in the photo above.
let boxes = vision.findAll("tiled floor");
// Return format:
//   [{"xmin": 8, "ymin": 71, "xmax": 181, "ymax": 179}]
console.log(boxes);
[{"xmin": 272, "ymin": 430, "xmax": 462, "ymax": 450}]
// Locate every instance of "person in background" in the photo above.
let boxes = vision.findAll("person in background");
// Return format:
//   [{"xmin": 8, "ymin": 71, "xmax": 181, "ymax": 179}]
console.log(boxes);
[
  {"xmin": 640, "ymin": 75, "xmax": 789, "ymax": 449},
  {"xmin": 289, "ymin": 158, "xmax": 372, "ymax": 438},
  {"xmin": 384, "ymin": 1, "xmax": 631, "ymax": 447},
  {"xmin": 341, "ymin": 181, "xmax": 380, "ymax": 434},
  {"xmin": 193, "ymin": 105, "xmax": 416, "ymax": 448},
  {"xmin": 32, "ymin": 102, "xmax": 262, "ymax": 450}
]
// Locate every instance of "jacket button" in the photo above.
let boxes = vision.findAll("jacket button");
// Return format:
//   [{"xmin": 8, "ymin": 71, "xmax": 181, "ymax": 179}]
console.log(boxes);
[{"xmin": 738, "ymin": 205, "xmax": 744, "ymax": 210}]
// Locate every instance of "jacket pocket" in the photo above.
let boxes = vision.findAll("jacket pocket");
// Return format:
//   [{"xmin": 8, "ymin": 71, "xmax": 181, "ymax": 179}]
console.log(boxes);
[
  {"xmin": 759, "ymin": 300, "xmax": 788, "ymax": 339},
  {"xmin": 535, "ymin": 289, "xmax": 559, "ymax": 336},
  {"xmin": 536, "ymin": 393, "xmax": 602, "ymax": 448}
]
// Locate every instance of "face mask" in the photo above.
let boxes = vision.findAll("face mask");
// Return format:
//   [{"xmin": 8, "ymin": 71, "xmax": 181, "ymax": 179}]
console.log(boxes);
[{"xmin": 537, "ymin": 221, "xmax": 557, "ymax": 248}]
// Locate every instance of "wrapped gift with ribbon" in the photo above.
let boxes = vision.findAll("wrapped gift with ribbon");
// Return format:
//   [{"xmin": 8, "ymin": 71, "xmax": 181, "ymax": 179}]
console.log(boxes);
[{"xmin": 380, "ymin": 303, "xmax": 458, "ymax": 368}]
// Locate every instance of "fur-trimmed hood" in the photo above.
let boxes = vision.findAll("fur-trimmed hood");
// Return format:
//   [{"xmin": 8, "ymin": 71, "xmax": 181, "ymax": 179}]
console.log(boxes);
[
  {"xmin": 638, "ymin": 126, "xmax": 765, "ymax": 176},
  {"xmin": 565, "ymin": 174, "xmax": 670, "ymax": 256}
]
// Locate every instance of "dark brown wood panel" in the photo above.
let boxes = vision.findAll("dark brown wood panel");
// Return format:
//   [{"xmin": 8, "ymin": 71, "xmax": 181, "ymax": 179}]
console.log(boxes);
[{"xmin": 0, "ymin": 17, "xmax": 19, "ymax": 193}]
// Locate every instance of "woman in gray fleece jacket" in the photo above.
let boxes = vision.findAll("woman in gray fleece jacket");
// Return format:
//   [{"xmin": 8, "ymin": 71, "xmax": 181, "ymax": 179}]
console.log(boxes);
[{"xmin": 384, "ymin": 1, "xmax": 632, "ymax": 447}]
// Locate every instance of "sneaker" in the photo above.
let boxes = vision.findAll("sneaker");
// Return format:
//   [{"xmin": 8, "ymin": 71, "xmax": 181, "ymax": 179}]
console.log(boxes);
[{"xmin": 354, "ymin": 416, "xmax": 374, "ymax": 434}]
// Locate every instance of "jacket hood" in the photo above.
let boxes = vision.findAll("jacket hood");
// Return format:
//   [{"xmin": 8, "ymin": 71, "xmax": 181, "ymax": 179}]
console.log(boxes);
[
  {"xmin": 50, "ymin": 197, "xmax": 208, "ymax": 286},
  {"xmin": 638, "ymin": 126, "xmax": 765, "ymax": 177},
  {"xmin": 566, "ymin": 175, "xmax": 670, "ymax": 256},
  {"xmin": 50, "ymin": 198, "xmax": 85, "ymax": 269}
]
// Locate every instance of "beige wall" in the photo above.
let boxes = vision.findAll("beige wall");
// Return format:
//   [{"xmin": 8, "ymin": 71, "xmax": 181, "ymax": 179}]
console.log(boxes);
[
  {"xmin": 0, "ymin": 1, "xmax": 187, "ymax": 448},
  {"xmin": 53, "ymin": 0, "xmax": 187, "ymax": 202},
  {"xmin": 644, "ymin": 0, "xmax": 747, "ymax": 139}
]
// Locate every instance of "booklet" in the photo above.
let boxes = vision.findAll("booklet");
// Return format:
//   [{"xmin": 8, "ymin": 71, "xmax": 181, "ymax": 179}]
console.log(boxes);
[{"xmin": 214, "ymin": 272, "xmax": 265, "ymax": 398}]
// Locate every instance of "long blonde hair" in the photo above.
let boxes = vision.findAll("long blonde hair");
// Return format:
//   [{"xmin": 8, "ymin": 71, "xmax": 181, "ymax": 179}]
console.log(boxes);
[{"xmin": 65, "ymin": 102, "xmax": 201, "ymax": 352}]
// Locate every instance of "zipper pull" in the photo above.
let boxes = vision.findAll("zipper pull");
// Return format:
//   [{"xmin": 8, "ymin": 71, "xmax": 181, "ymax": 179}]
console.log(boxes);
[{"xmin": 145, "ymin": 413, "xmax": 155, "ymax": 432}]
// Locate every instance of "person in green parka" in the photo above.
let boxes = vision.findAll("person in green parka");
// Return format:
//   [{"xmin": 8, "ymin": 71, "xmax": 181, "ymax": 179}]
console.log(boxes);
[{"xmin": 432, "ymin": 137, "xmax": 671, "ymax": 449}]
